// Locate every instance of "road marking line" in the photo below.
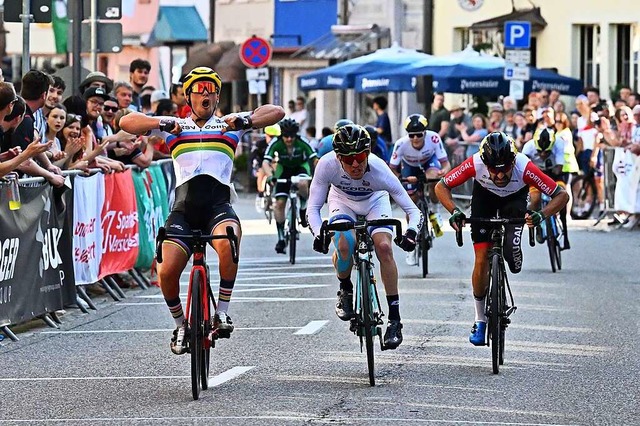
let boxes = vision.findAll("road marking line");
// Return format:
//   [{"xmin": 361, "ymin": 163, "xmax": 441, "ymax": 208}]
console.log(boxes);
[
  {"xmin": 0, "ymin": 375, "xmax": 190, "ymax": 382},
  {"xmin": 402, "ymin": 319, "xmax": 593, "ymax": 333},
  {"xmin": 41, "ymin": 326, "xmax": 299, "ymax": 334},
  {"xmin": 0, "ymin": 416, "xmax": 582, "ymax": 425},
  {"xmin": 179, "ymin": 284, "xmax": 330, "ymax": 292},
  {"xmin": 119, "ymin": 297, "xmax": 335, "ymax": 306},
  {"xmin": 294, "ymin": 320, "xmax": 329, "ymax": 335},
  {"xmin": 208, "ymin": 366, "xmax": 254, "ymax": 387}
]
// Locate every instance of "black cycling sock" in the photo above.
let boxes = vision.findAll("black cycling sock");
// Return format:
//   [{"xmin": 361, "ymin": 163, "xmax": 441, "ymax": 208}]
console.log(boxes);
[
  {"xmin": 387, "ymin": 294, "xmax": 400, "ymax": 321},
  {"xmin": 338, "ymin": 276, "xmax": 353, "ymax": 293},
  {"xmin": 276, "ymin": 222, "xmax": 285, "ymax": 241}
]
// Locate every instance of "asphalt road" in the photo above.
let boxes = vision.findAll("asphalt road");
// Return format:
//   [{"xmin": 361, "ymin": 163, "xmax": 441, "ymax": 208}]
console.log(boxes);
[{"xmin": 0, "ymin": 194, "xmax": 638, "ymax": 426}]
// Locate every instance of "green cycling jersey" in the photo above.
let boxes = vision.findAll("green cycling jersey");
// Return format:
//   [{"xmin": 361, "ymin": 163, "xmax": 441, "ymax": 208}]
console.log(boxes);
[{"xmin": 263, "ymin": 136, "xmax": 317, "ymax": 175}]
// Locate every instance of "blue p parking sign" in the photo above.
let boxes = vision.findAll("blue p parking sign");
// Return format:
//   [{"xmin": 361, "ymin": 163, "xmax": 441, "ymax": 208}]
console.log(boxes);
[{"xmin": 504, "ymin": 21, "xmax": 531, "ymax": 49}]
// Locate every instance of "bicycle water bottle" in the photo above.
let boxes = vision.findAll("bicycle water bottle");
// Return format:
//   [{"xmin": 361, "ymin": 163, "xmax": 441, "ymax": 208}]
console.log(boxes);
[
  {"xmin": 429, "ymin": 212, "xmax": 443, "ymax": 238},
  {"xmin": 5, "ymin": 174, "xmax": 21, "ymax": 211}
]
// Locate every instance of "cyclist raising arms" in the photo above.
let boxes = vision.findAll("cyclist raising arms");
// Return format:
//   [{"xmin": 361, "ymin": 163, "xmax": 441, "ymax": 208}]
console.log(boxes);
[
  {"xmin": 307, "ymin": 124, "xmax": 423, "ymax": 349},
  {"xmin": 262, "ymin": 117, "xmax": 317, "ymax": 253},
  {"xmin": 435, "ymin": 132, "xmax": 568, "ymax": 346},
  {"xmin": 120, "ymin": 67, "xmax": 284, "ymax": 354},
  {"xmin": 390, "ymin": 114, "xmax": 451, "ymax": 265},
  {"xmin": 522, "ymin": 127, "xmax": 571, "ymax": 249}
]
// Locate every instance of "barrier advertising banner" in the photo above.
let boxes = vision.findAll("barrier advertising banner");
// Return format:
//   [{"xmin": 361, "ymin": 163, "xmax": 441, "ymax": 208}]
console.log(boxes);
[
  {"xmin": 73, "ymin": 174, "xmax": 105, "ymax": 285},
  {"xmin": 0, "ymin": 183, "xmax": 73, "ymax": 325},
  {"xmin": 132, "ymin": 170, "xmax": 156, "ymax": 269},
  {"xmin": 99, "ymin": 170, "xmax": 139, "ymax": 278},
  {"xmin": 613, "ymin": 148, "xmax": 640, "ymax": 213}
]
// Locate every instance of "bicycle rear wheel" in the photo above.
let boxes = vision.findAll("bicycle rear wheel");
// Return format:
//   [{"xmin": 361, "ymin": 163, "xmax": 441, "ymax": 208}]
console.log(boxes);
[
  {"xmin": 570, "ymin": 175, "xmax": 596, "ymax": 219},
  {"xmin": 190, "ymin": 271, "xmax": 203, "ymax": 400},
  {"xmin": 555, "ymin": 217, "xmax": 563, "ymax": 270},
  {"xmin": 489, "ymin": 255, "xmax": 502, "ymax": 374},
  {"xmin": 359, "ymin": 260, "xmax": 375, "ymax": 386},
  {"xmin": 289, "ymin": 198, "xmax": 297, "ymax": 265},
  {"xmin": 546, "ymin": 218, "xmax": 558, "ymax": 273}
]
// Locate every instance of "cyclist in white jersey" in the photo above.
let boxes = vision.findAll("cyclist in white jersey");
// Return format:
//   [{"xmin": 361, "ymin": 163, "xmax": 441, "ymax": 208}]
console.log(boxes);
[
  {"xmin": 307, "ymin": 124, "xmax": 423, "ymax": 349},
  {"xmin": 435, "ymin": 132, "xmax": 569, "ymax": 346},
  {"xmin": 390, "ymin": 114, "xmax": 451, "ymax": 265},
  {"xmin": 120, "ymin": 67, "xmax": 285, "ymax": 354}
]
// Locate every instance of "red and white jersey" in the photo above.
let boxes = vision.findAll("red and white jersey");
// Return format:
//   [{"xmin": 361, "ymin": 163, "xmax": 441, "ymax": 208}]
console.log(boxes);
[
  {"xmin": 442, "ymin": 153, "xmax": 558, "ymax": 197},
  {"xmin": 389, "ymin": 131, "xmax": 448, "ymax": 168}
]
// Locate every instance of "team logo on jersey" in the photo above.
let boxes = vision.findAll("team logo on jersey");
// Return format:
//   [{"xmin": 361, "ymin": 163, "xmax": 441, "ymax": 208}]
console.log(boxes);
[
  {"xmin": 392, "ymin": 152, "xmax": 398, "ymax": 160},
  {"xmin": 431, "ymin": 135, "xmax": 439, "ymax": 144},
  {"xmin": 362, "ymin": 179, "xmax": 370, "ymax": 187}
]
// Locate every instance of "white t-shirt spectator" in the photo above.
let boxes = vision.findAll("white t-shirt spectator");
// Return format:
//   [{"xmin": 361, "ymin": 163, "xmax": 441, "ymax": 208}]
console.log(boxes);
[
  {"xmin": 577, "ymin": 116, "xmax": 598, "ymax": 151},
  {"xmin": 289, "ymin": 109, "xmax": 308, "ymax": 136}
]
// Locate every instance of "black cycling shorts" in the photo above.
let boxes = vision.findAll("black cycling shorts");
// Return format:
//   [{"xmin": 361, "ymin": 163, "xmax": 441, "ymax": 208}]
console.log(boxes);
[
  {"xmin": 274, "ymin": 167, "xmax": 310, "ymax": 198},
  {"xmin": 165, "ymin": 175, "xmax": 239, "ymax": 256},
  {"xmin": 470, "ymin": 182, "xmax": 528, "ymax": 244}
]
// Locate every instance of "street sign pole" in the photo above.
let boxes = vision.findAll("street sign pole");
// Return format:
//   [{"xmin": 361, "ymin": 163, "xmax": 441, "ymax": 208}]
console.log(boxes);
[
  {"xmin": 71, "ymin": 0, "xmax": 83, "ymax": 95},
  {"xmin": 21, "ymin": 0, "xmax": 31, "ymax": 75},
  {"xmin": 90, "ymin": 0, "xmax": 98, "ymax": 70}
]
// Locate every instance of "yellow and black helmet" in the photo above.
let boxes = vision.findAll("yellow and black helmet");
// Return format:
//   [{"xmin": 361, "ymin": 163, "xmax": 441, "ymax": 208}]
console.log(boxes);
[
  {"xmin": 182, "ymin": 67, "xmax": 222, "ymax": 95},
  {"xmin": 404, "ymin": 114, "xmax": 428, "ymax": 133},
  {"xmin": 533, "ymin": 127, "xmax": 555, "ymax": 152}
]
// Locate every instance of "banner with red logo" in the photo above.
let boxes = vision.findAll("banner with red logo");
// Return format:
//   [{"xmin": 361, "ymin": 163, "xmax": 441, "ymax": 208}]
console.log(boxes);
[
  {"xmin": 99, "ymin": 170, "xmax": 139, "ymax": 279},
  {"xmin": 73, "ymin": 174, "xmax": 105, "ymax": 285}
]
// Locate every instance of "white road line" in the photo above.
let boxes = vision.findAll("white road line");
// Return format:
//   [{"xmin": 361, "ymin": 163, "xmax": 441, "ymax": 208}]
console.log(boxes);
[
  {"xmin": 294, "ymin": 320, "xmax": 329, "ymax": 335},
  {"xmin": 178, "ymin": 284, "xmax": 330, "ymax": 292},
  {"xmin": 0, "ymin": 375, "xmax": 189, "ymax": 382},
  {"xmin": 208, "ymin": 366, "xmax": 254, "ymax": 387},
  {"xmin": 41, "ymin": 326, "xmax": 299, "ymax": 334},
  {"xmin": 402, "ymin": 319, "xmax": 593, "ymax": 333},
  {"xmin": 119, "ymin": 297, "xmax": 335, "ymax": 306}
]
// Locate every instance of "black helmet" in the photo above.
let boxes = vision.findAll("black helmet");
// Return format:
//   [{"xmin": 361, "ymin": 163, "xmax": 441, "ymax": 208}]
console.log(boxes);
[
  {"xmin": 479, "ymin": 132, "xmax": 516, "ymax": 169},
  {"xmin": 363, "ymin": 125, "xmax": 377, "ymax": 142},
  {"xmin": 332, "ymin": 124, "xmax": 371, "ymax": 155},
  {"xmin": 334, "ymin": 118, "xmax": 354, "ymax": 131},
  {"xmin": 533, "ymin": 127, "xmax": 555, "ymax": 152},
  {"xmin": 279, "ymin": 118, "xmax": 299, "ymax": 136},
  {"xmin": 404, "ymin": 114, "xmax": 428, "ymax": 133}
]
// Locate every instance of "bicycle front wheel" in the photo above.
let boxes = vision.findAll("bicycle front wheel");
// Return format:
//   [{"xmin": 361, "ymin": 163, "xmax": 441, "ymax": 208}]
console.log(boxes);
[
  {"xmin": 421, "ymin": 226, "xmax": 430, "ymax": 278},
  {"xmin": 200, "ymin": 276, "xmax": 212, "ymax": 391},
  {"xmin": 554, "ymin": 217, "xmax": 563, "ymax": 270},
  {"xmin": 359, "ymin": 260, "xmax": 375, "ymax": 386},
  {"xmin": 190, "ymin": 271, "xmax": 204, "ymax": 400},
  {"xmin": 289, "ymin": 198, "xmax": 297, "ymax": 265},
  {"xmin": 546, "ymin": 218, "xmax": 558, "ymax": 273},
  {"xmin": 489, "ymin": 255, "xmax": 502, "ymax": 374}
]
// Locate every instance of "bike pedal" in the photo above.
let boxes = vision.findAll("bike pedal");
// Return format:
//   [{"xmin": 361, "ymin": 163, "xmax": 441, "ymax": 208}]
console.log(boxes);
[{"xmin": 349, "ymin": 319, "xmax": 358, "ymax": 333}]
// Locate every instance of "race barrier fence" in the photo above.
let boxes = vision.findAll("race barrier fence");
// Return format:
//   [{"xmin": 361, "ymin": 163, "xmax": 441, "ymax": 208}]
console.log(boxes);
[{"xmin": 0, "ymin": 160, "xmax": 175, "ymax": 341}]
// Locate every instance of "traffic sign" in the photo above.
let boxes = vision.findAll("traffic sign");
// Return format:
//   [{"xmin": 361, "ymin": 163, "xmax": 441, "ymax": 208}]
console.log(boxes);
[
  {"xmin": 4, "ymin": 0, "xmax": 51, "ymax": 23},
  {"xmin": 509, "ymin": 80, "xmax": 524, "ymax": 100},
  {"xmin": 248, "ymin": 80, "xmax": 267, "ymax": 95},
  {"xmin": 240, "ymin": 36, "xmax": 272, "ymax": 68},
  {"xmin": 504, "ymin": 64, "xmax": 530, "ymax": 81},
  {"xmin": 504, "ymin": 21, "xmax": 531, "ymax": 49},
  {"xmin": 83, "ymin": 0, "xmax": 122, "ymax": 20},
  {"xmin": 246, "ymin": 68, "xmax": 270, "ymax": 81},
  {"xmin": 505, "ymin": 49, "xmax": 531, "ymax": 65}
]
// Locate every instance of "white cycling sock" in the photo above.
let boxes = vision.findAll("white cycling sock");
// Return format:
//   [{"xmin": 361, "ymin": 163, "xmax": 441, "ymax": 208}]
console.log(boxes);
[{"xmin": 474, "ymin": 296, "xmax": 486, "ymax": 323}]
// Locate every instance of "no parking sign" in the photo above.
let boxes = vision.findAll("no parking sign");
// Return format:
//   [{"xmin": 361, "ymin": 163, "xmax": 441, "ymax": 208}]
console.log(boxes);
[{"xmin": 240, "ymin": 36, "xmax": 272, "ymax": 68}]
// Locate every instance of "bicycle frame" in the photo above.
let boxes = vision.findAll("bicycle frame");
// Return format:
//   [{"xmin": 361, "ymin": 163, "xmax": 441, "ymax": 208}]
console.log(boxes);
[{"xmin": 276, "ymin": 175, "xmax": 312, "ymax": 265}]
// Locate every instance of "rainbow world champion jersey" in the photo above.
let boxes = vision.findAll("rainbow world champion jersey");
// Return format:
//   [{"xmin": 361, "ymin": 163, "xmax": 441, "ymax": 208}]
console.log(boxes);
[{"xmin": 163, "ymin": 114, "xmax": 249, "ymax": 201}]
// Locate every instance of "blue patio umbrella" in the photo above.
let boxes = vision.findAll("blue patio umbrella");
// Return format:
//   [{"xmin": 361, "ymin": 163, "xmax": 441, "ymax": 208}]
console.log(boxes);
[
  {"xmin": 297, "ymin": 43, "xmax": 434, "ymax": 91},
  {"xmin": 354, "ymin": 46, "xmax": 583, "ymax": 95}
]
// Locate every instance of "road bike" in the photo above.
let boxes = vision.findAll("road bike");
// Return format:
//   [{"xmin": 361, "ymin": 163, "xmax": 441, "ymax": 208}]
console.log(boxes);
[
  {"xmin": 455, "ymin": 214, "xmax": 534, "ymax": 374},
  {"xmin": 538, "ymin": 193, "xmax": 563, "ymax": 273},
  {"xmin": 155, "ymin": 226, "xmax": 239, "ymax": 400},
  {"xmin": 401, "ymin": 175, "xmax": 442, "ymax": 277},
  {"xmin": 276, "ymin": 175, "xmax": 312, "ymax": 265},
  {"xmin": 320, "ymin": 218, "xmax": 403, "ymax": 386}
]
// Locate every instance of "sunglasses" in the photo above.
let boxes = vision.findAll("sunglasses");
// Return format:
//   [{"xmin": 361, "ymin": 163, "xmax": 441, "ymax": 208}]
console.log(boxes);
[
  {"xmin": 488, "ymin": 163, "xmax": 513, "ymax": 175},
  {"xmin": 338, "ymin": 151, "xmax": 368, "ymax": 165},
  {"xmin": 103, "ymin": 105, "xmax": 118, "ymax": 112},
  {"xmin": 191, "ymin": 81, "xmax": 217, "ymax": 94},
  {"xmin": 282, "ymin": 133, "xmax": 297, "ymax": 138},
  {"xmin": 408, "ymin": 132, "xmax": 424, "ymax": 139}
]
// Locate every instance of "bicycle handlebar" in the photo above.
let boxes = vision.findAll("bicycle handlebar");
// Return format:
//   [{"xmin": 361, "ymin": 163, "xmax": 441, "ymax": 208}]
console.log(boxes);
[
  {"xmin": 320, "ymin": 218, "xmax": 404, "ymax": 246},
  {"xmin": 400, "ymin": 176, "xmax": 442, "ymax": 185},
  {"xmin": 155, "ymin": 226, "xmax": 239, "ymax": 265},
  {"xmin": 275, "ymin": 175, "xmax": 312, "ymax": 184},
  {"xmin": 455, "ymin": 217, "xmax": 535, "ymax": 248}
]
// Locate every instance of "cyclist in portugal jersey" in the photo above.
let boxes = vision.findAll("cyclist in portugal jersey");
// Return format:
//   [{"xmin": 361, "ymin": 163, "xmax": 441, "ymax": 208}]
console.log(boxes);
[
  {"xmin": 307, "ymin": 124, "xmax": 423, "ymax": 349},
  {"xmin": 262, "ymin": 118, "xmax": 317, "ymax": 254},
  {"xmin": 435, "ymin": 132, "xmax": 568, "ymax": 346},
  {"xmin": 390, "ymin": 114, "xmax": 451, "ymax": 265},
  {"xmin": 120, "ymin": 66, "xmax": 285, "ymax": 355}
]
